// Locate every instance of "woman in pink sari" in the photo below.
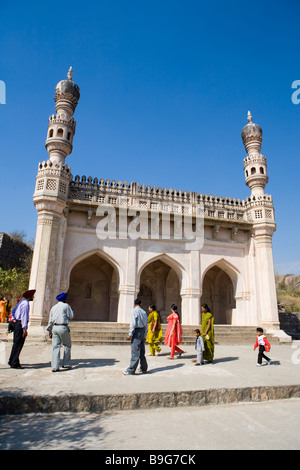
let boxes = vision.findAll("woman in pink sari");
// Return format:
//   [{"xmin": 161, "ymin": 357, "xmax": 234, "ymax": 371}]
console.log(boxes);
[{"xmin": 165, "ymin": 304, "xmax": 183, "ymax": 359}]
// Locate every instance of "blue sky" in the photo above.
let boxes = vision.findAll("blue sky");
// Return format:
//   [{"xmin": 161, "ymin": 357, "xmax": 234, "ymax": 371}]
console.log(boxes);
[{"xmin": 0, "ymin": 0, "xmax": 299, "ymax": 274}]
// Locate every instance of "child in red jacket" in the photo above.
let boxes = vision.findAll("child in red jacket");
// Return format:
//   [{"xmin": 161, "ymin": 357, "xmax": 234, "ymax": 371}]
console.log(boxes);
[{"xmin": 254, "ymin": 328, "xmax": 271, "ymax": 367}]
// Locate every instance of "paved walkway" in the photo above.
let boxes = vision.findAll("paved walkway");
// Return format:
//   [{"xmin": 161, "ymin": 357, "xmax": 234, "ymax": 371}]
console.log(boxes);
[
  {"xmin": 0, "ymin": 341, "xmax": 299, "ymax": 400},
  {"xmin": 1, "ymin": 399, "xmax": 300, "ymax": 450},
  {"xmin": 0, "ymin": 340, "xmax": 299, "ymax": 450}
]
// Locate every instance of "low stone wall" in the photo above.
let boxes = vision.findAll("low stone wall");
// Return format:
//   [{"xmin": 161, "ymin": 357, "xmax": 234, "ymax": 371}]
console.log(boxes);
[
  {"xmin": 0, "ymin": 384, "xmax": 299, "ymax": 415},
  {"xmin": 0, "ymin": 233, "xmax": 32, "ymax": 268},
  {"xmin": 279, "ymin": 312, "xmax": 300, "ymax": 338}
]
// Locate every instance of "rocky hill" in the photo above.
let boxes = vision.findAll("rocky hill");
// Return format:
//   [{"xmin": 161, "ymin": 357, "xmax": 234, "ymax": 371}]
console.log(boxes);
[
  {"xmin": 276, "ymin": 274, "xmax": 300, "ymax": 291},
  {"xmin": 276, "ymin": 274, "xmax": 300, "ymax": 313}
]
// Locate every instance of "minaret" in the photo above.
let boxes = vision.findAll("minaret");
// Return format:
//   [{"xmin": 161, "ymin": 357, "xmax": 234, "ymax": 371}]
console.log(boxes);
[
  {"xmin": 241, "ymin": 112, "xmax": 279, "ymax": 331},
  {"xmin": 28, "ymin": 68, "xmax": 80, "ymax": 329},
  {"xmin": 45, "ymin": 67, "xmax": 80, "ymax": 165},
  {"xmin": 242, "ymin": 111, "xmax": 268, "ymax": 196}
]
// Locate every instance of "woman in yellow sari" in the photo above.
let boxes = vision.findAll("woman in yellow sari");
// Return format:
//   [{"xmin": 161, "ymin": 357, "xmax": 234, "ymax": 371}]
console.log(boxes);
[
  {"xmin": 146, "ymin": 304, "xmax": 163, "ymax": 356},
  {"xmin": 201, "ymin": 304, "xmax": 214, "ymax": 362}
]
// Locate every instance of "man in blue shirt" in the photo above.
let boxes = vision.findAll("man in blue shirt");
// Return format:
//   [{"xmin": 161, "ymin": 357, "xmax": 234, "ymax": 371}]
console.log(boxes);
[
  {"xmin": 123, "ymin": 299, "xmax": 148, "ymax": 375},
  {"xmin": 8, "ymin": 289, "xmax": 35, "ymax": 369}
]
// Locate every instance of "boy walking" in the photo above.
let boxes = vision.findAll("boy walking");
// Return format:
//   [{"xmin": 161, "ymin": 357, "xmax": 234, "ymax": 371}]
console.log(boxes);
[
  {"xmin": 254, "ymin": 327, "xmax": 271, "ymax": 367},
  {"xmin": 192, "ymin": 329, "xmax": 205, "ymax": 366}
]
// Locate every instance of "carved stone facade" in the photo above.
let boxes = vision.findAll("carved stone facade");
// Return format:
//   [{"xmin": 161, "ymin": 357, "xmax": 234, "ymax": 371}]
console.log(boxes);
[{"xmin": 28, "ymin": 69, "xmax": 280, "ymax": 332}]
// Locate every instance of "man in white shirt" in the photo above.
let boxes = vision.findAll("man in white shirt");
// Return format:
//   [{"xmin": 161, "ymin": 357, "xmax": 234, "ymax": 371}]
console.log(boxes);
[
  {"xmin": 47, "ymin": 292, "xmax": 74, "ymax": 372},
  {"xmin": 123, "ymin": 299, "xmax": 148, "ymax": 375}
]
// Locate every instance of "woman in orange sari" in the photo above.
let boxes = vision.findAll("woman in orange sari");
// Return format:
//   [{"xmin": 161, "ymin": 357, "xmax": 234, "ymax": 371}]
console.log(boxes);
[
  {"xmin": 0, "ymin": 297, "xmax": 8, "ymax": 323},
  {"xmin": 165, "ymin": 304, "xmax": 183, "ymax": 359}
]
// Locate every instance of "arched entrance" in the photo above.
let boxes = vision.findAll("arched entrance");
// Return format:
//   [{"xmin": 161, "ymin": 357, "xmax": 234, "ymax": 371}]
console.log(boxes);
[
  {"xmin": 67, "ymin": 254, "xmax": 119, "ymax": 321},
  {"xmin": 138, "ymin": 259, "xmax": 181, "ymax": 322},
  {"xmin": 201, "ymin": 265, "xmax": 236, "ymax": 324}
]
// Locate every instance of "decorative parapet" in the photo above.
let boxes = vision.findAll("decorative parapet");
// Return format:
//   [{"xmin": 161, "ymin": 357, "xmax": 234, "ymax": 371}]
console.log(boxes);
[
  {"xmin": 34, "ymin": 160, "xmax": 72, "ymax": 201},
  {"xmin": 244, "ymin": 193, "xmax": 275, "ymax": 223},
  {"xmin": 67, "ymin": 176, "xmax": 260, "ymax": 225},
  {"xmin": 48, "ymin": 114, "xmax": 76, "ymax": 129},
  {"xmin": 243, "ymin": 153, "xmax": 267, "ymax": 167}
]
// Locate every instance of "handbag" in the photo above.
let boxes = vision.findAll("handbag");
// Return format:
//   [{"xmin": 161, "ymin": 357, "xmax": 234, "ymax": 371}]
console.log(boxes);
[{"xmin": 8, "ymin": 321, "xmax": 15, "ymax": 333}]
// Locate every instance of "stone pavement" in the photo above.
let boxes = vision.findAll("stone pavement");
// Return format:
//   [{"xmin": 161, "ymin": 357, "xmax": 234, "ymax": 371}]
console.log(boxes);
[
  {"xmin": 0, "ymin": 340, "xmax": 299, "ymax": 414},
  {"xmin": 1, "ymin": 399, "xmax": 300, "ymax": 450}
]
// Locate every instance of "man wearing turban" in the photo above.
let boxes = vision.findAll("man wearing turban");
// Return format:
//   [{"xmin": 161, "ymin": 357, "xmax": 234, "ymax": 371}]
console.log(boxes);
[
  {"xmin": 8, "ymin": 289, "xmax": 36, "ymax": 369},
  {"xmin": 47, "ymin": 292, "xmax": 74, "ymax": 372}
]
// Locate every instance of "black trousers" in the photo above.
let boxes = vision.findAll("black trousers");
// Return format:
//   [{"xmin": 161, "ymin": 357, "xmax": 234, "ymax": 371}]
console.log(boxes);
[
  {"xmin": 257, "ymin": 345, "xmax": 270, "ymax": 364},
  {"xmin": 8, "ymin": 321, "xmax": 25, "ymax": 368}
]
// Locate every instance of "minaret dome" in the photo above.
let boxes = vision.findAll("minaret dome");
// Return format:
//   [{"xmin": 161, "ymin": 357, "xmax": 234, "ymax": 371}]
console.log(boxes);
[
  {"xmin": 242, "ymin": 111, "xmax": 268, "ymax": 196},
  {"xmin": 45, "ymin": 67, "xmax": 80, "ymax": 165}
]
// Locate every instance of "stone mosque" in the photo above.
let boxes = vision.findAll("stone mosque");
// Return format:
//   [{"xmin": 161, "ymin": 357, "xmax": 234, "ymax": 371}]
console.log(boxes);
[{"xmin": 28, "ymin": 67, "xmax": 281, "ymax": 336}]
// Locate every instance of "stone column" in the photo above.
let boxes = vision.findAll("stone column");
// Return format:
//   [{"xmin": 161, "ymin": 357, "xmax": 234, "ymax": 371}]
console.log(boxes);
[
  {"xmin": 181, "ymin": 250, "xmax": 201, "ymax": 325},
  {"xmin": 29, "ymin": 161, "xmax": 72, "ymax": 327},
  {"xmin": 117, "ymin": 240, "xmax": 137, "ymax": 323},
  {"xmin": 29, "ymin": 200, "xmax": 66, "ymax": 325},
  {"xmin": 241, "ymin": 111, "xmax": 279, "ymax": 330},
  {"xmin": 253, "ymin": 226, "xmax": 279, "ymax": 329}
]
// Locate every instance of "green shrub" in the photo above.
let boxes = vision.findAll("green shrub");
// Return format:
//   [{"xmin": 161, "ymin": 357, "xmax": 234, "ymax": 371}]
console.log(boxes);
[{"xmin": 0, "ymin": 266, "xmax": 30, "ymax": 304}]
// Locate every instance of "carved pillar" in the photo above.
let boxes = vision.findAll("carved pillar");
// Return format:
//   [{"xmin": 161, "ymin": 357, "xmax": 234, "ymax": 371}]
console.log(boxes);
[
  {"xmin": 253, "ymin": 225, "xmax": 279, "ymax": 329},
  {"xmin": 117, "ymin": 240, "xmax": 137, "ymax": 322},
  {"xmin": 181, "ymin": 250, "xmax": 201, "ymax": 325},
  {"xmin": 29, "ymin": 200, "xmax": 66, "ymax": 325},
  {"xmin": 29, "ymin": 161, "xmax": 72, "ymax": 325}
]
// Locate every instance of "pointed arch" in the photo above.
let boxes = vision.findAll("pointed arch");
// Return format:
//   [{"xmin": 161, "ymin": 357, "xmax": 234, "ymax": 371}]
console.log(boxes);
[
  {"xmin": 66, "ymin": 248, "xmax": 123, "ymax": 287},
  {"xmin": 66, "ymin": 249, "xmax": 121, "ymax": 321},
  {"xmin": 201, "ymin": 258, "xmax": 243, "ymax": 324},
  {"xmin": 137, "ymin": 253, "xmax": 187, "ymax": 289},
  {"xmin": 137, "ymin": 253, "xmax": 185, "ymax": 322},
  {"xmin": 201, "ymin": 258, "xmax": 241, "ymax": 291}
]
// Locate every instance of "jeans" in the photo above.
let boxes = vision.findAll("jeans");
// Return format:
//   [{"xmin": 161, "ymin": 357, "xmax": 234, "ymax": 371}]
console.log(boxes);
[
  {"xmin": 126, "ymin": 328, "xmax": 148, "ymax": 374},
  {"xmin": 51, "ymin": 325, "xmax": 71, "ymax": 370}
]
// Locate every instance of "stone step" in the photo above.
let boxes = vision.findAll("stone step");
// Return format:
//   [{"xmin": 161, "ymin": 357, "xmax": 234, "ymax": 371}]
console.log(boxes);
[
  {"xmin": 69, "ymin": 323, "xmax": 258, "ymax": 333},
  {"xmin": 67, "ymin": 323, "xmax": 275, "ymax": 345},
  {"xmin": 0, "ymin": 323, "xmax": 283, "ymax": 345}
]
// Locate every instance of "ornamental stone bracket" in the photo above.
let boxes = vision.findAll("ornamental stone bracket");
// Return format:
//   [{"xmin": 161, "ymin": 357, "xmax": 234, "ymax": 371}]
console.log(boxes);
[
  {"xmin": 230, "ymin": 225, "xmax": 239, "ymax": 241},
  {"xmin": 180, "ymin": 288, "xmax": 201, "ymax": 298},
  {"xmin": 34, "ymin": 198, "xmax": 67, "ymax": 216},
  {"xmin": 252, "ymin": 223, "xmax": 276, "ymax": 240},
  {"xmin": 87, "ymin": 208, "xmax": 93, "ymax": 227},
  {"xmin": 212, "ymin": 223, "xmax": 220, "ymax": 239},
  {"xmin": 119, "ymin": 285, "xmax": 137, "ymax": 296},
  {"xmin": 235, "ymin": 291, "xmax": 252, "ymax": 301}
]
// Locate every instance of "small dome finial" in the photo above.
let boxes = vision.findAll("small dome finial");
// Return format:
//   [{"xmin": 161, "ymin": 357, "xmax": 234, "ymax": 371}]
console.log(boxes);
[
  {"xmin": 247, "ymin": 110, "xmax": 253, "ymax": 123},
  {"xmin": 67, "ymin": 66, "xmax": 73, "ymax": 80}
]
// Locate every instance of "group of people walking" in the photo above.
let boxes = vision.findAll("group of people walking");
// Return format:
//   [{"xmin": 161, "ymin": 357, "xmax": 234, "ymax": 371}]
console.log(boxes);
[
  {"xmin": 6, "ymin": 289, "xmax": 271, "ymax": 373},
  {"xmin": 123, "ymin": 299, "xmax": 215, "ymax": 375},
  {"xmin": 6, "ymin": 289, "xmax": 74, "ymax": 372}
]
